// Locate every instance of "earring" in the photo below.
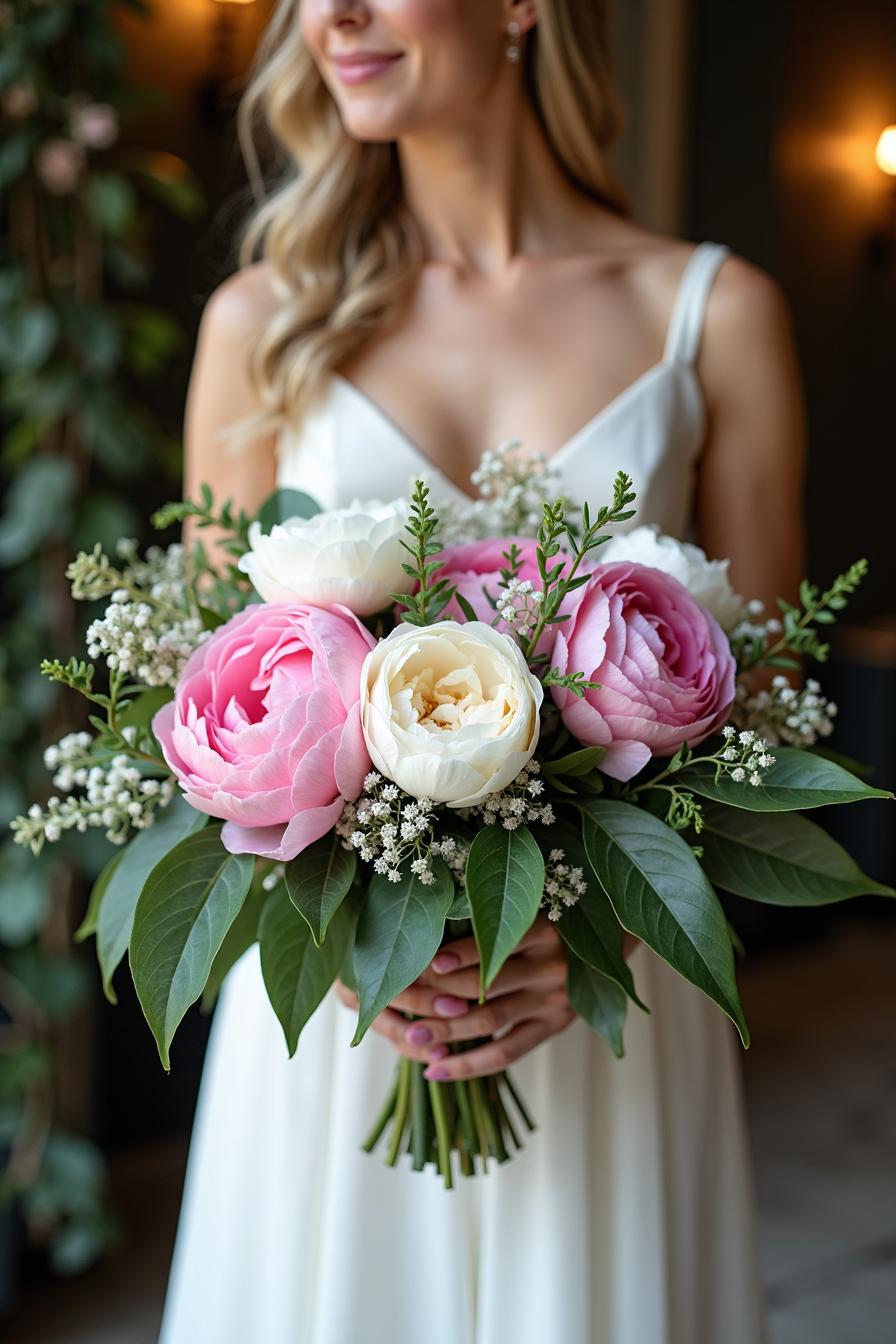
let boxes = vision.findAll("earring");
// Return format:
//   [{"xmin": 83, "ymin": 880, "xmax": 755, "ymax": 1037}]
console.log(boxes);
[{"xmin": 505, "ymin": 19, "xmax": 521, "ymax": 63}]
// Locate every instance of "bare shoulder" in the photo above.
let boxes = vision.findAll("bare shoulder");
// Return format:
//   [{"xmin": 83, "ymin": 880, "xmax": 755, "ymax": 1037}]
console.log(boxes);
[
  {"xmin": 199, "ymin": 261, "xmax": 283, "ymax": 347},
  {"xmin": 705, "ymin": 251, "xmax": 794, "ymax": 347}
]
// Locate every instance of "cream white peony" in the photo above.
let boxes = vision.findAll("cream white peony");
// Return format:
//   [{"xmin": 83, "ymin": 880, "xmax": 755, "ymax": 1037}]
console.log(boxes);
[
  {"xmin": 238, "ymin": 499, "xmax": 412, "ymax": 617},
  {"xmin": 597, "ymin": 524, "xmax": 747, "ymax": 630},
  {"xmin": 359, "ymin": 621, "xmax": 543, "ymax": 807}
]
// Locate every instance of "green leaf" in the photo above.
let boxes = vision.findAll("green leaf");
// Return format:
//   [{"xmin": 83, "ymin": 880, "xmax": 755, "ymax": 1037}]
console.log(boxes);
[
  {"xmin": 580, "ymin": 799, "xmax": 749, "ymax": 1046},
  {"xmin": 74, "ymin": 849, "xmax": 124, "ymax": 943},
  {"xmin": 678, "ymin": 745, "xmax": 893, "ymax": 811},
  {"xmin": 351, "ymin": 858, "xmax": 454, "ymax": 1045},
  {"xmin": 699, "ymin": 802, "xmax": 895, "ymax": 905},
  {"xmin": 85, "ymin": 174, "xmax": 138, "ymax": 237},
  {"xmin": 0, "ymin": 454, "xmax": 76, "ymax": 565},
  {"xmin": 0, "ymin": 305, "xmax": 59, "ymax": 373},
  {"xmin": 255, "ymin": 488, "xmax": 321, "ymax": 529},
  {"xmin": 201, "ymin": 876, "xmax": 269, "ymax": 1013},
  {"xmin": 542, "ymin": 819, "xmax": 647, "ymax": 1010},
  {"xmin": 542, "ymin": 746, "xmax": 606, "ymax": 777},
  {"xmin": 118, "ymin": 685, "xmax": 173, "ymax": 733},
  {"xmin": 566, "ymin": 953, "xmax": 628, "ymax": 1058},
  {"xmin": 96, "ymin": 796, "xmax": 206, "ymax": 1003},
  {"xmin": 258, "ymin": 883, "xmax": 351, "ymax": 1055},
  {"xmin": 130, "ymin": 826, "xmax": 254, "ymax": 1069},
  {"xmin": 465, "ymin": 825, "xmax": 544, "ymax": 995},
  {"xmin": 284, "ymin": 833, "xmax": 356, "ymax": 946}
]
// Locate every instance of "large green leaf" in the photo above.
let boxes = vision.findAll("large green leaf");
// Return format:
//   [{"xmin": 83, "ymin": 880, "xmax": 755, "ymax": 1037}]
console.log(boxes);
[
  {"xmin": 678, "ymin": 745, "xmax": 892, "ymax": 812},
  {"xmin": 566, "ymin": 952, "xmax": 628, "ymax": 1058},
  {"xmin": 581, "ymin": 800, "xmax": 749, "ymax": 1046},
  {"xmin": 200, "ymin": 876, "xmax": 269, "ymax": 1013},
  {"xmin": 96, "ymin": 796, "xmax": 206, "ymax": 1003},
  {"xmin": 74, "ymin": 849, "xmax": 124, "ymax": 944},
  {"xmin": 541, "ymin": 819, "xmax": 648, "ymax": 1011},
  {"xmin": 130, "ymin": 825, "xmax": 254, "ymax": 1069},
  {"xmin": 258, "ymin": 884, "xmax": 351, "ymax": 1055},
  {"xmin": 466, "ymin": 825, "xmax": 545, "ymax": 995},
  {"xmin": 284, "ymin": 834, "xmax": 356, "ymax": 946},
  {"xmin": 255, "ymin": 488, "xmax": 320, "ymax": 529},
  {"xmin": 351, "ymin": 858, "xmax": 454, "ymax": 1045},
  {"xmin": 699, "ymin": 802, "xmax": 895, "ymax": 905}
]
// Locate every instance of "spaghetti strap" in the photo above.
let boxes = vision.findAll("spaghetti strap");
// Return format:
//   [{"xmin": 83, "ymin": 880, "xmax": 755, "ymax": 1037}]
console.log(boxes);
[{"xmin": 663, "ymin": 241, "xmax": 732, "ymax": 366}]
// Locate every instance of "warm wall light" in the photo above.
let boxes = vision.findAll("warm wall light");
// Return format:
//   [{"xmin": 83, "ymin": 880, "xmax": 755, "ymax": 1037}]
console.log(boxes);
[{"xmin": 875, "ymin": 126, "xmax": 896, "ymax": 176}]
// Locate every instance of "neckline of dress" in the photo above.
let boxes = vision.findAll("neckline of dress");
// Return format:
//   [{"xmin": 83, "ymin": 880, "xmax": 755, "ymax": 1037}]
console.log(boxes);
[{"xmin": 331, "ymin": 360, "xmax": 685, "ymax": 503}]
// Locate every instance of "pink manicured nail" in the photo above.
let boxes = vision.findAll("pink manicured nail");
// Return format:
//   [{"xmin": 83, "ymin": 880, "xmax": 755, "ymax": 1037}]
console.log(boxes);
[
  {"xmin": 432, "ymin": 951, "xmax": 460, "ymax": 972},
  {"xmin": 433, "ymin": 995, "xmax": 468, "ymax": 1018},
  {"xmin": 424, "ymin": 1065, "xmax": 450, "ymax": 1081},
  {"xmin": 427, "ymin": 1044, "xmax": 450, "ymax": 1061},
  {"xmin": 406, "ymin": 1025, "xmax": 432, "ymax": 1045}
]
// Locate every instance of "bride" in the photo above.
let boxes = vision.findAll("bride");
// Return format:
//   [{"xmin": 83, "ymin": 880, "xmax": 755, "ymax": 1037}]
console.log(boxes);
[{"xmin": 158, "ymin": 2, "xmax": 805, "ymax": 1341}]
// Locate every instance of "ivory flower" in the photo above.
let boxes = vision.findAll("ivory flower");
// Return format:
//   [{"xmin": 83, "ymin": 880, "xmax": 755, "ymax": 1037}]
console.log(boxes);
[
  {"xmin": 359, "ymin": 621, "xmax": 543, "ymax": 807},
  {"xmin": 238, "ymin": 499, "xmax": 412, "ymax": 617}
]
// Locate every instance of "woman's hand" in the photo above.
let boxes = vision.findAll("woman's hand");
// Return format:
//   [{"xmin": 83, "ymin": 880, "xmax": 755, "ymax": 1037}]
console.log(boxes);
[{"xmin": 334, "ymin": 914, "xmax": 576, "ymax": 1082}]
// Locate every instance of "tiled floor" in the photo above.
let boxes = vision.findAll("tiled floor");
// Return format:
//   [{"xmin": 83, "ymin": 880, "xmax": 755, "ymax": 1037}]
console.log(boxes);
[{"xmin": 4, "ymin": 922, "xmax": 895, "ymax": 1344}]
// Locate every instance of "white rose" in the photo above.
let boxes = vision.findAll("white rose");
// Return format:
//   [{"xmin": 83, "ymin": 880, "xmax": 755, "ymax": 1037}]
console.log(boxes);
[
  {"xmin": 598, "ymin": 524, "xmax": 747, "ymax": 630},
  {"xmin": 238, "ymin": 499, "xmax": 412, "ymax": 617},
  {"xmin": 360, "ymin": 621, "xmax": 543, "ymax": 807}
]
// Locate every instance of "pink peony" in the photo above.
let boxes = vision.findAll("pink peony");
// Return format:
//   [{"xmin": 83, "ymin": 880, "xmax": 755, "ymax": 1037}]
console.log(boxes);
[
  {"xmin": 435, "ymin": 537, "xmax": 575, "ymax": 654},
  {"xmin": 152, "ymin": 603, "xmax": 376, "ymax": 861},
  {"xmin": 435, "ymin": 538, "xmax": 539, "ymax": 621},
  {"xmin": 551, "ymin": 561, "xmax": 736, "ymax": 782}
]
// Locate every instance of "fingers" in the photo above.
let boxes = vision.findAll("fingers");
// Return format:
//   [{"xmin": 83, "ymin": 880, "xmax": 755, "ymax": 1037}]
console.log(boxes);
[
  {"xmin": 332, "ymin": 978, "xmax": 467, "ymax": 1065},
  {"xmin": 399, "ymin": 989, "xmax": 560, "ymax": 1049},
  {"xmin": 422, "ymin": 1009, "xmax": 575, "ymax": 1082},
  {"xmin": 427, "ymin": 916, "xmax": 557, "ymax": 978},
  {"xmin": 419, "ymin": 945, "xmax": 569, "ymax": 1002}
]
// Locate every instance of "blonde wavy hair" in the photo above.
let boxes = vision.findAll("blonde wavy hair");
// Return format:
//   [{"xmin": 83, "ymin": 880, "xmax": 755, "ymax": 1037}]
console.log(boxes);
[{"xmin": 233, "ymin": 0, "xmax": 629, "ymax": 448}]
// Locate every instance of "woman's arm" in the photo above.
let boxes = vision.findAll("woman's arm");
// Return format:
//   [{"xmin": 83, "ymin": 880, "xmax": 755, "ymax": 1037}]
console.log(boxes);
[
  {"xmin": 695, "ymin": 256, "xmax": 807, "ymax": 612},
  {"xmin": 339, "ymin": 256, "xmax": 810, "ymax": 1080},
  {"xmin": 181, "ymin": 263, "xmax": 280, "ymax": 559}
]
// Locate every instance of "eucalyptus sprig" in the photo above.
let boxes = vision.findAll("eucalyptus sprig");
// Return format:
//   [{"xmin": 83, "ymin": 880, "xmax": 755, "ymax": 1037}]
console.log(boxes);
[
  {"xmin": 522, "ymin": 471, "xmax": 637, "ymax": 661},
  {"xmin": 392, "ymin": 480, "xmax": 461, "ymax": 627},
  {"xmin": 735, "ymin": 558, "xmax": 868, "ymax": 670}
]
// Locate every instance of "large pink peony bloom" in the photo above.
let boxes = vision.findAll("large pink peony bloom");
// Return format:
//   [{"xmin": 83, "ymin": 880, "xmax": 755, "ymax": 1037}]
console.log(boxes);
[
  {"xmin": 152, "ymin": 603, "xmax": 375, "ymax": 861},
  {"xmin": 551, "ymin": 561, "xmax": 736, "ymax": 782}
]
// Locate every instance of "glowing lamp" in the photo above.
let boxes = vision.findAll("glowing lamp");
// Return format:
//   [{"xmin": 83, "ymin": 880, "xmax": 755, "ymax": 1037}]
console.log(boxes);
[{"xmin": 875, "ymin": 126, "xmax": 896, "ymax": 176}]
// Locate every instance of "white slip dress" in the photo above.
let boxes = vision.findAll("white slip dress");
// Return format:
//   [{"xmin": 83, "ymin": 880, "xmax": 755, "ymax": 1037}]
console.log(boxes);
[{"xmin": 157, "ymin": 241, "xmax": 768, "ymax": 1344}]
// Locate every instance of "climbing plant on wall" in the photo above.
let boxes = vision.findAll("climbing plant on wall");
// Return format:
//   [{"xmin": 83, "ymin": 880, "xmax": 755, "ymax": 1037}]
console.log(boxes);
[{"xmin": 0, "ymin": 0, "xmax": 202, "ymax": 1276}]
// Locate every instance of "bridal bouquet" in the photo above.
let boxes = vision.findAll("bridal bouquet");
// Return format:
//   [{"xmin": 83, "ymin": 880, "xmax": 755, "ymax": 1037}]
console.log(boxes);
[{"xmin": 12, "ymin": 443, "xmax": 893, "ymax": 1187}]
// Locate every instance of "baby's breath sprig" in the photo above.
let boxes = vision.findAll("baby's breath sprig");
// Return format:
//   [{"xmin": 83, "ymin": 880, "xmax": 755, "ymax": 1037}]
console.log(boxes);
[
  {"xmin": 336, "ymin": 772, "xmax": 461, "ymax": 886},
  {"xmin": 522, "ymin": 472, "xmax": 637, "ymax": 662},
  {"xmin": 541, "ymin": 848, "xmax": 588, "ymax": 921},
  {"xmin": 392, "ymin": 480, "xmax": 461, "ymax": 627},
  {"xmin": 463, "ymin": 760, "xmax": 555, "ymax": 830},
  {"xmin": 734, "ymin": 559, "xmax": 868, "ymax": 670},
  {"xmin": 732, "ymin": 674, "xmax": 838, "ymax": 747}
]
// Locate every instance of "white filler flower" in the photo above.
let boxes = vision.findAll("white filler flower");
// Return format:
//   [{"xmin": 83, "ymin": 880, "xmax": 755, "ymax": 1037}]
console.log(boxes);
[
  {"xmin": 238, "ymin": 499, "xmax": 412, "ymax": 616},
  {"xmin": 360, "ymin": 621, "xmax": 544, "ymax": 808},
  {"xmin": 598, "ymin": 524, "xmax": 747, "ymax": 630}
]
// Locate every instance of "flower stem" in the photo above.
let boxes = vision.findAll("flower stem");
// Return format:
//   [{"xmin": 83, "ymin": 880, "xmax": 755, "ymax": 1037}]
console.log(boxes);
[
  {"xmin": 361, "ymin": 1069, "xmax": 400, "ymax": 1153},
  {"xmin": 428, "ymin": 1080, "xmax": 454, "ymax": 1190},
  {"xmin": 386, "ymin": 1057, "xmax": 412, "ymax": 1166}
]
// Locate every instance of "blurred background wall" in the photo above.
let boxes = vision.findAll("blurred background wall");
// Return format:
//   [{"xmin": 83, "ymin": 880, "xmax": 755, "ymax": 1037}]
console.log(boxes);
[{"xmin": 1, "ymin": 1, "xmax": 893, "ymax": 1339}]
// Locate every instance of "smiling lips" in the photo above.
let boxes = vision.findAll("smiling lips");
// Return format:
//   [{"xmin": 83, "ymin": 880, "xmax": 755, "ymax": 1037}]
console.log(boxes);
[{"xmin": 331, "ymin": 52, "xmax": 404, "ymax": 85}]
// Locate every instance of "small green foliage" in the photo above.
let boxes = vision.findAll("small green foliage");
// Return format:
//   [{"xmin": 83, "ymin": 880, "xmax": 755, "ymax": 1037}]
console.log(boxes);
[
  {"xmin": 542, "ymin": 668, "xmax": 601, "ymax": 698},
  {"xmin": 523, "ymin": 472, "xmax": 637, "ymax": 660},
  {"xmin": 736, "ymin": 558, "xmax": 868, "ymax": 669},
  {"xmin": 392, "ymin": 480, "xmax": 459, "ymax": 626}
]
